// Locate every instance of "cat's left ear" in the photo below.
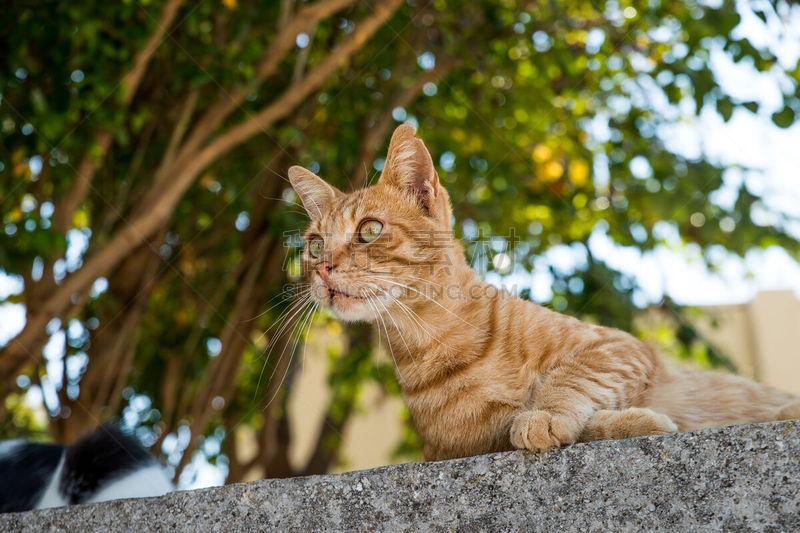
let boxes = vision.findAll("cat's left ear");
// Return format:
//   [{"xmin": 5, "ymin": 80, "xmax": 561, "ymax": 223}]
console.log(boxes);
[
  {"xmin": 379, "ymin": 124, "xmax": 439, "ymax": 212},
  {"xmin": 288, "ymin": 166, "xmax": 342, "ymax": 220}
]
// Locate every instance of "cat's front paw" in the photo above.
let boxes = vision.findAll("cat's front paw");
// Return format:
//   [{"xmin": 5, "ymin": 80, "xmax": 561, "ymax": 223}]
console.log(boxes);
[
  {"xmin": 509, "ymin": 410, "xmax": 580, "ymax": 452},
  {"xmin": 635, "ymin": 409, "xmax": 679, "ymax": 435}
]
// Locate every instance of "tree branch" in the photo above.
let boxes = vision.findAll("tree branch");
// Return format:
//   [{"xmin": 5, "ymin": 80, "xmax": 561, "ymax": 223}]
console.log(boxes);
[
  {"xmin": 0, "ymin": 0, "xmax": 402, "ymax": 392},
  {"xmin": 174, "ymin": 235, "xmax": 286, "ymax": 480},
  {"xmin": 163, "ymin": 89, "xmax": 199, "ymax": 167},
  {"xmin": 53, "ymin": 0, "xmax": 186, "ymax": 233},
  {"xmin": 167, "ymin": 0, "xmax": 358, "ymax": 173},
  {"xmin": 187, "ymin": 0, "xmax": 403, "ymax": 175},
  {"xmin": 12, "ymin": 0, "xmax": 190, "ymax": 382},
  {"xmin": 121, "ymin": 0, "xmax": 186, "ymax": 107},
  {"xmin": 278, "ymin": 0, "xmax": 294, "ymax": 30},
  {"xmin": 292, "ymin": 31, "xmax": 315, "ymax": 85},
  {"xmin": 349, "ymin": 57, "xmax": 457, "ymax": 189}
]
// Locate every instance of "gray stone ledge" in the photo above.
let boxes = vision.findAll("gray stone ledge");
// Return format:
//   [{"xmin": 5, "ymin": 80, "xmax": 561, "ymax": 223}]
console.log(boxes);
[{"xmin": 3, "ymin": 420, "xmax": 799, "ymax": 532}]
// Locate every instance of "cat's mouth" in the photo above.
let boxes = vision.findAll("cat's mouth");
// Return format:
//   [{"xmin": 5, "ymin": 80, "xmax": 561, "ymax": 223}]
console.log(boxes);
[
  {"xmin": 328, "ymin": 287, "xmax": 366, "ymax": 302},
  {"xmin": 323, "ymin": 284, "xmax": 373, "ymax": 321}
]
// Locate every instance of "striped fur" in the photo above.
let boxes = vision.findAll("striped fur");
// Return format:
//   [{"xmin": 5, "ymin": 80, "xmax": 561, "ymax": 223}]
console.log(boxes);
[{"xmin": 289, "ymin": 124, "xmax": 800, "ymax": 461}]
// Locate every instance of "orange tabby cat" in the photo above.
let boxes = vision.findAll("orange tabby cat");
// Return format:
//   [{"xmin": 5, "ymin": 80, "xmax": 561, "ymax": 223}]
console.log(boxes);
[{"xmin": 288, "ymin": 124, "xmax": 800, "ymax": 461}]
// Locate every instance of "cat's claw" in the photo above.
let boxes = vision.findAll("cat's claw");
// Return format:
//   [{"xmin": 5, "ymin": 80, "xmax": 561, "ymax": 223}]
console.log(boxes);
[{"xmin": 510, "ymin": 410, "xmax": 580, "ymax": 452}]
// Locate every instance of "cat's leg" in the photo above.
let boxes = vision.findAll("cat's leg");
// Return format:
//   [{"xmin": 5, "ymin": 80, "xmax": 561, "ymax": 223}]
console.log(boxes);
[
  {"xmin": 510, "ymin": 345, "xmax": 656, "ymax": 452},
  {"xmin": 509, "ymin": 373, "xmax": 599, "ymax": 452},
  {"xmin": 510, "ymin": 409, "xmax": 585, "ymax": 452},
  {"xmin": 579, "ymin": 408, "xmax": 678, "ymax": 442}
]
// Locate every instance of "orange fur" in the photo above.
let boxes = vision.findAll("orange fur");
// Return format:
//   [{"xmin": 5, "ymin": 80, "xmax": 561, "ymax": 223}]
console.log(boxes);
[{"xmin": 288, "ymin": 124, "xmax": 800, "ymax": 461}]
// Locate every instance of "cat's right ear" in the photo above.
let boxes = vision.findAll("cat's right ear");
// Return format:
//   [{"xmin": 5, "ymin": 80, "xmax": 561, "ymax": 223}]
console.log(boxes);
[
  {"xmin": 379, "ymin": 124, "xmax": 439, "ymax": 213},
  {"xmin": 288, "ymin": 166, "xmax": 341, "ymax": 220}
]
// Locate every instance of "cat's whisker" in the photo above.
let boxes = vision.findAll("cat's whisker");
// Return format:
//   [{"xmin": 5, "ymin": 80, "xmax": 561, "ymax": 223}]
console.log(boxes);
[
  {"xmin": 285, "ymin": 208, "xmax": 313, "ymax": 217},
  {"xmin": 265, "ymin": 164, "xmax": 293, "ymax": 184},
  {"xmin": 254, "ymin": 189, "xmax": 310, "ymax": 217},
  {"xmin": 360, "ymin": 283, "xmax": 432, "ymax": 336},
  {"xmin": 385, "ymin": 293, "xmax": 450, "ymax": 348},
  {"xmin": 367, "ymin": 293, "xmax": 408, "ymax": 380},
  {"xmin": 255, "ymin": 302, "xmax": 308, "ymax": 399},
  {"xmin": 260, "ymin": 292, "xmax": 314, "ymax": 355},
  {"xmin": 250, "ymin": 288, "xmax": 312, "ymax": 350},
  {"xmin": 298, "ymin": 302, "xmax": 317, "ymax": 375},
  {"xmin": 361, "ymin": 281, "xmax": 445, "ymax": 347},
  {"xmin": 372, "ymin": 297, "xmax": 429, "ymax": 381},
  {"xmin": 353, "ymin": 278, "xmax": 440, "ymax": 354},
  {"xmin": 366, "ymin": 262, "xmax": 434, "ymax": 270},
  {"xmin": 361, "ymin": 161, "xmax": 370, "ymax": 188},
  {"xmin": 363, "ymin": 270, "xmax": 444, "ymax": 288},
  {"xmin": 301, "ymin": 305, "xmax": 317, "ymax": 374},
  {"xmin": 295, "ymin": 300, "xmax": 319, "ymax": 382},
  {"xmin": 258, "ymin": 194, "xmax": 301, "ymax": 205},
  {"xmin": 366, "ymin": 164, "xmax": 381, "ymax": 187},
  {"xmin": 261, "ymin": 300, "xmax": 318, "ymax": 409},
  {"xmin": 254, "ymin": 295, "xmax": 315, "ymax": 398},
  {"xmin": 361, "ymin": 289, "xmax": 382, "ymax": 370},
  {"xmin": 363, "ymin": 293, "xmax": 401, "ymax": 383},
  {"xmin": 264, "ymin": 296, "xmax": 315, "ymax": 358},
  {"xmin": 368, "ymin": 277, "xmax": 490, "ymax": 335},
  {"xmin": 372, "ymin": 291, "xmax": 416, "ymax": 359},
  {"xmin": 248, "ymin": 284, "xmax": 311, "ymax": 323},
  {"xmin": 354, "ymin": 186, "xmax": 369, "ymax": 216},
  {"xmin": 360, "ymin": 276, "xmax": 482, "ymax": 334},
  {"xmin": 254, "ymin": 298, "xmax": 305, "ymax": 356}
]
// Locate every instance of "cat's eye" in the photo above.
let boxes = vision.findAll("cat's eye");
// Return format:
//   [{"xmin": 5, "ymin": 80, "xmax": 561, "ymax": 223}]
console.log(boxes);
[
  {"xmin": 308, "ymin": 237, "xmax": 324, "ymax": 258},
  {"xmin": 358, "ymin": 220, "xmax": 383, "ymax": 243}
]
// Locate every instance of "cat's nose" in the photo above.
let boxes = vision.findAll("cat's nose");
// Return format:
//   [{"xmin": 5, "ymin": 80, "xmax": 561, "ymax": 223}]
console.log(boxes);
[{"xmin": 315, "ymin": 261, "xmax": 335, "ymax": 284}]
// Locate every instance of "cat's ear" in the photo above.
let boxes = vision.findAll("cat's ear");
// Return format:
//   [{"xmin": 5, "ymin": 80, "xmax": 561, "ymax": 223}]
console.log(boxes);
[
  {"xmin": 288, "ymin": 166, "xmax": 342, "ymax": 219},
  {"xmin": 380, "ymin": 124, "xmax": 439, "ymax": 211}
]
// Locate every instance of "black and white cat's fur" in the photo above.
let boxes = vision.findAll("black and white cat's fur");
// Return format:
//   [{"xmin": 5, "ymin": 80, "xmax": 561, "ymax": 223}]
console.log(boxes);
[{"xmin": 0, "ymin": 425, "xmax": 172, "ymax": 513}]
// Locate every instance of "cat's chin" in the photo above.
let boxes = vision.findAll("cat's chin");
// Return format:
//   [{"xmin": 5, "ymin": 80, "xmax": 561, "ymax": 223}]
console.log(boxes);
[
  {"xmin": 312, "ymin": 284, "xmax": 376, "ymax": 322},
  {"xmin": 329, "ymin": 303, "xmax": 373, "ymax": 323},
  {"xmin": 311, "ymin": 293, "xmax": 372, "ymax": 322}
]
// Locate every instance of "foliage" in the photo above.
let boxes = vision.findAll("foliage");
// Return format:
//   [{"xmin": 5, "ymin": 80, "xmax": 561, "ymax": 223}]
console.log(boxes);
[{"xmin": 1, "ymin": 0, "xmax": 799, "ymax": 482}]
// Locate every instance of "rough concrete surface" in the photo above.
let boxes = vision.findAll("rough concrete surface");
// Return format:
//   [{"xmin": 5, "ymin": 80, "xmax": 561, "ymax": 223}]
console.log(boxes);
[{"xmin": 2, "ymin": 420, "xmax": 798, "ymax": 532}]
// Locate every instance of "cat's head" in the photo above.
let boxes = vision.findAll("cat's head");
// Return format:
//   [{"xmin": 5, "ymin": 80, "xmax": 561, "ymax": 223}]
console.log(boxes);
[{"xmin": 288, "ymin": 124, "xmax": 457, "ymax": 322}]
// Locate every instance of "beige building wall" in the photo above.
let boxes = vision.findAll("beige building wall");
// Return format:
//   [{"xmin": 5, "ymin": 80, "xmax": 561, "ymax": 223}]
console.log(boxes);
[
  {"xmin": 287, "ymin": 346, "xmax": 406, "ymax": 474},
  {"xmin": 696, "ymin": 290, "xmax": 800, "ymax": 395},
  {"xmin": 284, "ymin": 290, "xmax": 800, "ymax": 475}
]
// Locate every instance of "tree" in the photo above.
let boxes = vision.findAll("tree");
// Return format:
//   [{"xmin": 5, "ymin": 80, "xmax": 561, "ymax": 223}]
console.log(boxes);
[{"xmin": 2, "ymin": 0, "xmax": 798, "ymax": 482}]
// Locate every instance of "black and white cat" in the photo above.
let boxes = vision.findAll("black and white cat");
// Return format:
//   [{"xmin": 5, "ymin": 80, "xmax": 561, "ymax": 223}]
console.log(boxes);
[{"xmin": 0, "ymin": 425, "xmax": 173, "ymax": 513}]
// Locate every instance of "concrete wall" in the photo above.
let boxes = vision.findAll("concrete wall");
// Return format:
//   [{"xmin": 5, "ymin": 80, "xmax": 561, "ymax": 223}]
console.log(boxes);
[{"xmin": 3, "ymin": 420, "xmax": 798, "ymax": 532}]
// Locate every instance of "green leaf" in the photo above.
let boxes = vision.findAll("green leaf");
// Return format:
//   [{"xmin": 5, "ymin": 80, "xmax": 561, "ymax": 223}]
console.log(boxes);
[
  {"xmin": 742, "ymin": 101, "xmax": 758, "ymax": 113},
  {"xmin": 716, "ymin": 97, "xmax": 733, "ymax": 122},
  {"xmin": 772, "ymin": 106, "xmax": 796, "ymax": 128}
]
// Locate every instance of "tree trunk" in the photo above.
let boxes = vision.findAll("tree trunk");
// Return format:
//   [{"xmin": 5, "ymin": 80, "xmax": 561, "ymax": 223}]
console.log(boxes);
[
  {"xmin": 301, "ymin": 323, "xmax": 372, "ymax": 475},
  {"xmin": 0, "ymin": 0, "xmax": 403, "ymax": 384},
  {"xmin": 49, "ymin": 234, "xmax": 164, "ymax": 443}
]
